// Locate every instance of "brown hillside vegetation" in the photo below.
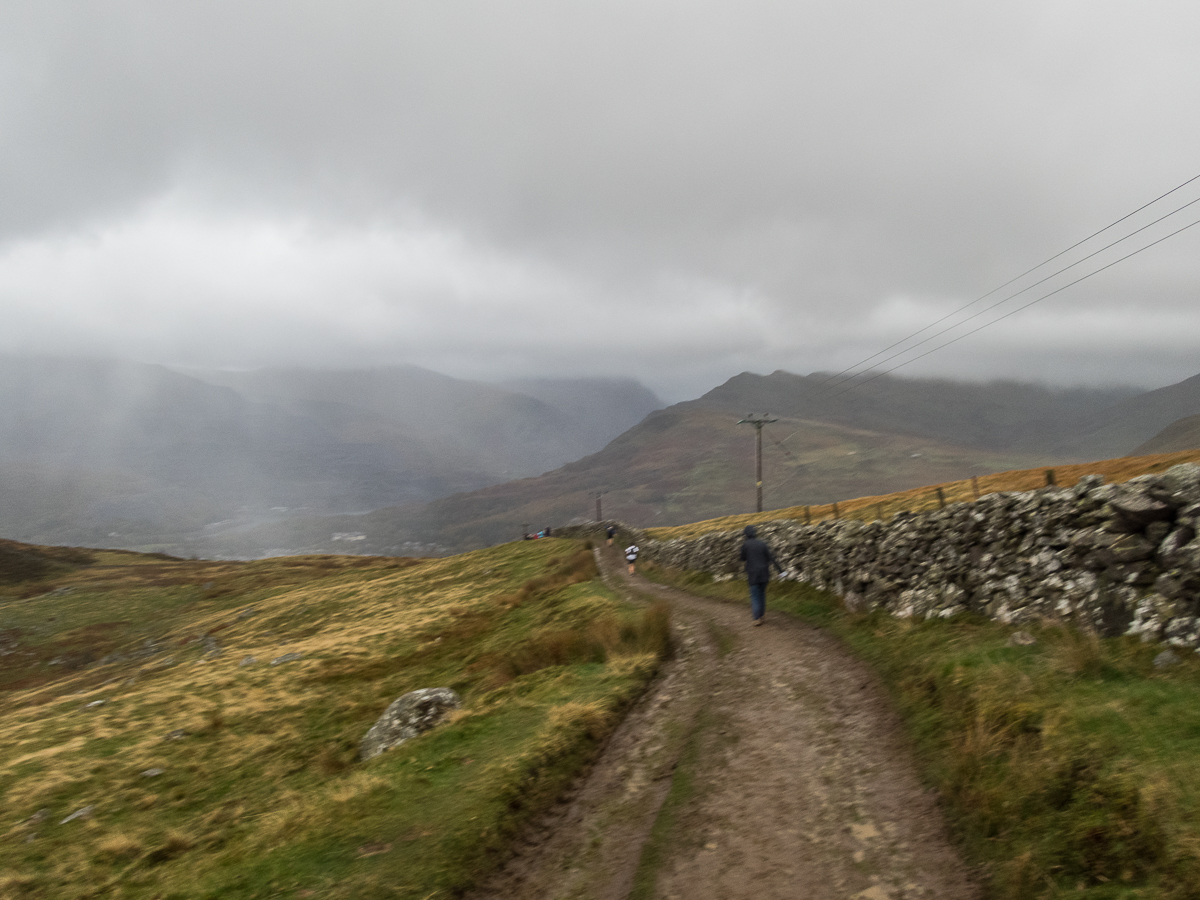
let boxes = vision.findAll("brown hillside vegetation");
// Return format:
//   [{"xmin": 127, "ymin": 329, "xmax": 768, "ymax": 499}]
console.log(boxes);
[
  {"xmin": 649, "ymin": 447, "xmax": 1200, "ymax": 539},
  {"xmin": 297, "ymin": 407, "xmax": 1049, "ymax": 555}
]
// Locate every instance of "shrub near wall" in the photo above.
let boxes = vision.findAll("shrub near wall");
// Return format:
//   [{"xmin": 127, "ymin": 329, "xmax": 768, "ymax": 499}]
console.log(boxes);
[{"xmin": 642, "ymin": 463, "xmax": 1200, "ymax": 646}]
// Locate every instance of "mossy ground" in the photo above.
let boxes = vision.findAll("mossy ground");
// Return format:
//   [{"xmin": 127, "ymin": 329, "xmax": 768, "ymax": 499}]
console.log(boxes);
[
  {"xmin": 0, "ymin": 539, "xmax": 668, "ymax": 899},
  {"xmin": 641, "ymin": 561, "xmax": 1200, "ymax": 899}
]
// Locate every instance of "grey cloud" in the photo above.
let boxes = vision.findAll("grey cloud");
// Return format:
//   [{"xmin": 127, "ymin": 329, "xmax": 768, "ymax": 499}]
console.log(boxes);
[{"xmin": 2, "ymin": 1, "xmax": 1199, "ymax": 400}]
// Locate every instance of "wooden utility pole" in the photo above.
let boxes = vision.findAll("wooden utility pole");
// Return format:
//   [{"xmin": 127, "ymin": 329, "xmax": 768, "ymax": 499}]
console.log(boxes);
[
  {"xmin": 592, "ymin": 491, "xmax": 607, "ymax": 521},
  {"xmin": 738, "ymin": 414, "xmax": 778, "ymax": 513}
]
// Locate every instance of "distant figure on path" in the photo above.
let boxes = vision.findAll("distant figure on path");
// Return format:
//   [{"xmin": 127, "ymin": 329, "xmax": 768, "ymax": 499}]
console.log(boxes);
[
  {"xmin": 625, "ymin": 543, "xmax": 640, "ymax": 576},
  {"xmin": 606, "ymin": 524, "xmax": 616, "ymax": 546},
  {"xmin": 740, "ymin": 525, "xmax": 782, "ymax": 626}
]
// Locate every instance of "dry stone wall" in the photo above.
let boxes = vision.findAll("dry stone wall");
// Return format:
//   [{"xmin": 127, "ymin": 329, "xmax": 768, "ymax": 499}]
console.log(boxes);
[{"xmin": 635, "ymin": 463, "xmax": 1200, "ymax": 648}]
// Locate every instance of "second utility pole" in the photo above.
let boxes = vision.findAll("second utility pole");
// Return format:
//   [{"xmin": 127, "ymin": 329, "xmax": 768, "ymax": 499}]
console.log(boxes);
[{"xmin": 738, "ymin": 414, "xmax": 777, "ymax": 513}]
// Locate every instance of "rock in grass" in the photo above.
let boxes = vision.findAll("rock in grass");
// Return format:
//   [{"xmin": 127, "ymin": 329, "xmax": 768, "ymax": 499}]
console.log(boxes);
[
  {"xmin": 60, "ymin": 805, "xmax": 93, "ymax": 824},
  {"xmin": 359, "ymin": 688, "xmax": 461, "ymax": 761},
  {"xmin": 1155, "ymin": 649, "xmax": 1183, "ymax": 668}
]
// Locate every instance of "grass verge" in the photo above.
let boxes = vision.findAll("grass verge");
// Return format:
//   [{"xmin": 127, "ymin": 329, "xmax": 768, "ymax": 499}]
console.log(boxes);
[
  {"xmin": 640, "ymin": 560, "xmax": 1200, "ymax": 900},
  {"xmin": 0, "ymin": 539, "xmax": 670, "ymax": 899}
]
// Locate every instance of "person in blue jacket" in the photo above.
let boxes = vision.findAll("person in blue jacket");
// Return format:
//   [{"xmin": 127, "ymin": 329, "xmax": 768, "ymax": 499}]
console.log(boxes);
[{"xmin": 740, "ymin": 524, "xmax": 782, "ymax": 625}]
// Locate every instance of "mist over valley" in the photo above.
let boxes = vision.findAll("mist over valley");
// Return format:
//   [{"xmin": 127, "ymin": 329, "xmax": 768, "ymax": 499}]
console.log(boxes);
[
  {"xmin": 4, "ymin": 354, "xmax": 1198, "ymax": 559},
  {"xmin": 0, "ymin": 355, "xmax": 660, "ymax": 555}
]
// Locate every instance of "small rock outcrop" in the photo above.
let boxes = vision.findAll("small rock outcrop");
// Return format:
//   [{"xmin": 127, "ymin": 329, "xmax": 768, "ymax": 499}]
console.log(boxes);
[{"xmin": 359, "ymin": 687, "xmax": 461, "ymax": 761}]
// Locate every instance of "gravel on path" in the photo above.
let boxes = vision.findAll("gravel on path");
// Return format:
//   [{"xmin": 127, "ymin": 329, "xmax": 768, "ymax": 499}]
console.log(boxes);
[{"xmin": 468, "ymin": 547, "xmax": 980, "ymax": 900}]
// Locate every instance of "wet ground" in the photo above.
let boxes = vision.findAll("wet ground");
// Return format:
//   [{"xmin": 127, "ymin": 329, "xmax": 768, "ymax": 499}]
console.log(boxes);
[{"xmin": 467, "ymin": 548, "xmax": 980, "ymax": 900}]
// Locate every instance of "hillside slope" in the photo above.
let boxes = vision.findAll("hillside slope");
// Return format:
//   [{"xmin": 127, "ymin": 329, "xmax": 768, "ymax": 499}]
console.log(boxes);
[
  {"xmin": 694, "ymin": 370, "xmax": 1138, "ymax": 453},
  {"xmin": 1059, "ymin": 372, "xmax": 1200, "ymax": 458},
  {"xmin": 0, "ymin": 538, "xmax": 666, "ymax": 899},
  {"xmin": 1132, "ymin": 413, "xmax": 1200, "ymax": 455},
  {"xmin": 229, "ymin": 405, "xmax": 1049, "ymax": 556},
  {"xmin": 233, "ymin": 370, "xmax": 1180, "ymax": 557},
  {"xmin": 0, "ymin": 356, "xmax": 660, "ymax": 552},
  {"xmin": 192, "ymin": 365, "xmax": 661, "ymax": 482}
]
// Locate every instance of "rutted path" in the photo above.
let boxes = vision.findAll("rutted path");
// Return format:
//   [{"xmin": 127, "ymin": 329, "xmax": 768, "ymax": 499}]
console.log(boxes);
[{"xmin": 467, "ymin": 547, "xmax": 980, "ymax": 900}]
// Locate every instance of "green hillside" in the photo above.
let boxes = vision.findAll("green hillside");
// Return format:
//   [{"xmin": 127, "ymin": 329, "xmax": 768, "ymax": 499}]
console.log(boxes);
[{"xmin": 0, "ymin": 539, "xmax": 667, "ymax": 899}]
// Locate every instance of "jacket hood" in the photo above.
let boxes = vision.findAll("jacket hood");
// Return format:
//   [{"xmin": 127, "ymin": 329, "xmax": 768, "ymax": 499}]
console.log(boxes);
[{"xmin": 743, "ymin": 525, "xmax": 757, "ymax": 538}]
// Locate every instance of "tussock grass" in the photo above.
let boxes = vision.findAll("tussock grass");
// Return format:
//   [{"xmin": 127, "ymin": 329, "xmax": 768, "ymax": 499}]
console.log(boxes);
[
  {"xmin": 649, "ymin": 447, "xmax": 1200, "ymax": 540},
  {"xmin": 641, "ymin": 560, "xmax": 1200, "ymax": 899},
  {"xmin": 0, "ymin": 539, "xmax": 668, "ymax": 899}
]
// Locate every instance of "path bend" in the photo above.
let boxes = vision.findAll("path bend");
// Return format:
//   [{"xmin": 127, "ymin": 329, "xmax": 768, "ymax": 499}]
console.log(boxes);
[{"xmin": 467, "ymin": 546, "xmax": 980, "ymax": 900}]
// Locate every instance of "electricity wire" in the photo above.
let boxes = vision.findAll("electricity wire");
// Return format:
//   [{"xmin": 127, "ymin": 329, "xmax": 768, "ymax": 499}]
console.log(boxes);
[
  {"xmin": 826, "ymin": 213, "xmax": 1200, "ymax": 398},
  {"xmin": 822, "ymin": 190, "xmax": 1200, "ymax": 392},
  {"xmin": 818, "ymin": 172, "xmax": 1200, "ymax": 391},
  {"xmin": 764, "ymin": 174, "xmax": 1200, "ymax": 476}
]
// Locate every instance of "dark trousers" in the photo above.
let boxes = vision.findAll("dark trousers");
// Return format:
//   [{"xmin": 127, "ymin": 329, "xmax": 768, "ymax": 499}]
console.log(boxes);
[{"xmin": 749, "ymin": 582, "xmax": 767, "ymax": 620}]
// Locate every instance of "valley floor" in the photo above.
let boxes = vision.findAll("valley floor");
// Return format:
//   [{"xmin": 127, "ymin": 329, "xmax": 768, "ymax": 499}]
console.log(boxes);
[{"xmin": 469, "ymin": 547, "xmax": 979, "ymax": 900}]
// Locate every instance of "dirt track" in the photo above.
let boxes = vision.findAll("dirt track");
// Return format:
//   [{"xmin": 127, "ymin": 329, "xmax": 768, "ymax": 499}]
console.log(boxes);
[{"xmin": 467, "ymin": 547, "xmax": 980, "ymax": 900}]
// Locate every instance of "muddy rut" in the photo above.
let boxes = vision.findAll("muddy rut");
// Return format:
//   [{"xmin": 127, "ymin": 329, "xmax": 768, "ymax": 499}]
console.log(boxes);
[{"xmin": 466, "ymin": 548, "xmax": 980, "ymax": 900}]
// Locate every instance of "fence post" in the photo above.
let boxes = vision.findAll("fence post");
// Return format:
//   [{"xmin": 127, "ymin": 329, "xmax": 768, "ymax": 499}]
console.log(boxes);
[
  {"xmin": 876, "ymin": 501, "xmax": 884, "ymax": 520},
  {"xmin": 804, "ymin": 505, "xmax": 811, "ymax": 525},
  {"xmin": 1045, "ymin": 469, "xmax": 1056, "ymax": 487},
  {"xmin": 936, "ymin": 486, "xmax": 946, "ymax": 509},
  {"xmin": 971, "ymin": 476, "xmax": 980, "ymax": 499},
  {"xmin": 833, "ymin": 501, "xmax": 840, "ymax": 519}
]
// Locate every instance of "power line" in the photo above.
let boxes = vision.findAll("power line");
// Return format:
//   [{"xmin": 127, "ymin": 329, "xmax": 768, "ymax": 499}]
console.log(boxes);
[
  {"xmin": 817, "ymin": 171, "xmax": 1200, "ymax": 391},
  {"xmin": 826, "ymin": 212, "xmax": 1200, "ymax": 398},
  {"xmin": 823, "ymin": 190, "xmax": 1200, "ymax": 392},
  {"xmin": 769, "ymin": 174, "xmax": 1200, "ymax": 458}
]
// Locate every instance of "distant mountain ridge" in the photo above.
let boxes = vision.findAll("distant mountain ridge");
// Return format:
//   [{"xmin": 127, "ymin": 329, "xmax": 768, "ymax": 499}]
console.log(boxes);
[
  {"xmin": 221, "ymin": 369, "xmax": 1200, "ymax": 557},
  {"xmin": 0, "ymin": 355, "xmax": 661, "ymax": 551},
  {"xmin": 5, "ymin": 356, "xmax": 1199, "ymax": 559},
  {"xmin": 695, "ymin": 370, "xmax": 1139, "ymax": 453},
  {"xmin": 1058, "ymin": 373, "xmax": 1200, "ymax": 459}
]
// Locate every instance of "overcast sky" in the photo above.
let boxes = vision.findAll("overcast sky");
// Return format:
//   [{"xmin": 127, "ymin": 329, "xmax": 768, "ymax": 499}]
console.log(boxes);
[{"xmin": 3, "ymin": 1, "xmax": 1199, "ymax": 401}]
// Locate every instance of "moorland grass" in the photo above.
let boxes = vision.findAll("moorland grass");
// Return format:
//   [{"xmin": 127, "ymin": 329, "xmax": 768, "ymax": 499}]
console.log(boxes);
[
  {"xmin": 0, "ymin": 539, "xmax": 669, "ymax": 899},
  {"xmin": 640, "ymin": 561, "xmax": 1200, "ymax": 899}
]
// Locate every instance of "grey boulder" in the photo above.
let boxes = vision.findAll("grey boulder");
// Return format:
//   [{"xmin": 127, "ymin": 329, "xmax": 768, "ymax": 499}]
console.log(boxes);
[{"xmin": 359, "ymin": 688, "xmax": 461, "ymax": 761}]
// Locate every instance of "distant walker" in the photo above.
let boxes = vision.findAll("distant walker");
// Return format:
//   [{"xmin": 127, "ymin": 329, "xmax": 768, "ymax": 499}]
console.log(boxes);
[{"xmin": 740, "ymin": 525, "xmax": 782, "ymax": 626}]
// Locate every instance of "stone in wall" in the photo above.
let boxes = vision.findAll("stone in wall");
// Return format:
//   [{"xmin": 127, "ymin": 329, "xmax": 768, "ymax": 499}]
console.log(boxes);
[{"xmin": 637, "ymin": 463, "xmax": 1200, "ymax": 650}]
